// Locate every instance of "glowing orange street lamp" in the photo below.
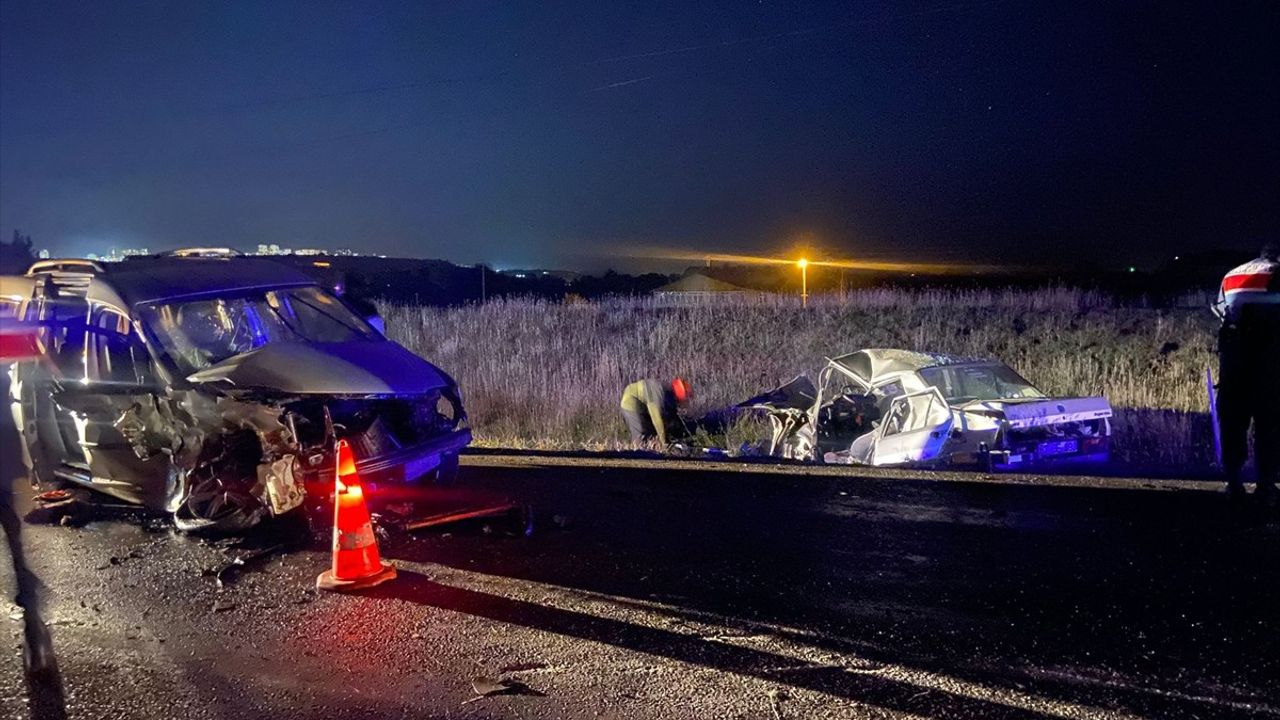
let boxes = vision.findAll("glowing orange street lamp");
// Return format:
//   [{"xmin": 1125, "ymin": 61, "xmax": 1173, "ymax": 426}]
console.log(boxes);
[{"xmin": 797, "ymin": 258, "xmax": 809, "ymax": 308}]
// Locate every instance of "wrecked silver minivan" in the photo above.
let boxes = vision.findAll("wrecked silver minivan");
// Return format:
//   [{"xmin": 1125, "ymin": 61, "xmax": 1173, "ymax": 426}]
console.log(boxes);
[
  {"xmin": 5, "ymin": 253, "xmax": 470, "ymax": 532},
  {"xmin": 744, "ymin": 349, "xmax": 1111, "ymax": 469}
]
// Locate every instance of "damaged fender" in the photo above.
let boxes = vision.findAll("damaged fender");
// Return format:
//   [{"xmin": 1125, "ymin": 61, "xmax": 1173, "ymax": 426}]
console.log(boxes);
[{"xmin": 115, "ymin": 390, "xmax": 306, "ymax": 532}]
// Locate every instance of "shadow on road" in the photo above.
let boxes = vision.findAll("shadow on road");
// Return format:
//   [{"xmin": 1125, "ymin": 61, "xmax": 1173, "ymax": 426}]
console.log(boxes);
[
  {"xmin": 2, "ymin": 371, "xmax": 67, "ymax": 720},
  {"xmin": 379, "ymin": 461, "xmax": 1279, "ymax": 719},
  {"xmin": 1, "ymin": 493, "xmax": 68, "ymax": 720},
  {"xmin": 374, "ymin": 570, "xmax": 1060, "ymax": 719}
]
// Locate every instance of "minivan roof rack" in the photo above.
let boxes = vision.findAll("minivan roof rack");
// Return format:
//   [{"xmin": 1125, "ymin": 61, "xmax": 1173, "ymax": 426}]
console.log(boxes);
[{"xmin": 26, "ymin": 259, "xmax": 104, "ymax": 276}]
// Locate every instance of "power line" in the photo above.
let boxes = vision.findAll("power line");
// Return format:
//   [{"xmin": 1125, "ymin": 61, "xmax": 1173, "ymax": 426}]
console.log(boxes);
[
  {"xmin": 584, "ymin": 1, "xmax": 1001, "ymax": 65},
  {"xmin": 3, "ymin": 1, "xmax": 1000, "ymax": 151}
]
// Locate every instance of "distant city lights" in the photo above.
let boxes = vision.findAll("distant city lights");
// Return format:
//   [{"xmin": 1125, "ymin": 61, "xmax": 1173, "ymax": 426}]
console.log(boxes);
[
  {"xmin": 71, "ymin": 243, "xmax": 370, "ymax": 262},
  {"xmin": 256, "ymin": 243, "xmax": 359, "ymax": 257},
  {"xmin": 86, "ymin": 247, "xmax": 150, "ymax": 262}
]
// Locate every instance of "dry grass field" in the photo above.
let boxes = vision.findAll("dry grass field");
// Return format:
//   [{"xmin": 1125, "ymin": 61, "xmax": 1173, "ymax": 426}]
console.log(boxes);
[{"xmin": 383, "ymin": 289, "xmax": 1222, "ymax": 473}]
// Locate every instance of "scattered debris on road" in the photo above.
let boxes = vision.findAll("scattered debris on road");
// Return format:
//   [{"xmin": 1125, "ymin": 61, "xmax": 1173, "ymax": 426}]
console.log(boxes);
[
  {"xmin": 394, "ymin": 500, "xmax": 522, "ymax": 532},
  {"xmin": 463, "ymin": 676, "xmax": 544, "ymax": 704},
  {"xmin": 767, "ymin": 689, "xmax": 789, "ymax": 720},
  {"xmin": 95, "ymin": 550, "xmax": 144, "ymax": 571},
  {"xmin": 25, "ymin": 489, "xmax": 95, "ymax": 526},
  {"xmin": 211, "ymin": 543, "xmax": 285, "ymax": 589}
]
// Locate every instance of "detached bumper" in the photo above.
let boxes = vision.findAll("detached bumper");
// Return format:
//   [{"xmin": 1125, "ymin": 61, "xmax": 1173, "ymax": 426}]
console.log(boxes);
[
  {"xmin": 989, "ymin": 450, "xmax": 1111, "ymax": 469},
  {"xmin": 358, "ymin": 428, "xmax": 472, "ymax": 478},
  {"xmin": 306, "ymin": 428, "xmax": 473, "ymax": 484},
  {"xmin": 949, "ymin": 436, "xmax": 1110, "ymax": 469}
]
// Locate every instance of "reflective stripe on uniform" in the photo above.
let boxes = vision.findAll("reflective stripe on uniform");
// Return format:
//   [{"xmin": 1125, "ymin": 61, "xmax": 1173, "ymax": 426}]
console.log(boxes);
[
  {"xmin": 1219, "ymin": 259, "xmax": 1280, "ymax": 320},
  {"xmin": 1223, "ymin": 272, "xmax": 1273, "ymax": 292}
]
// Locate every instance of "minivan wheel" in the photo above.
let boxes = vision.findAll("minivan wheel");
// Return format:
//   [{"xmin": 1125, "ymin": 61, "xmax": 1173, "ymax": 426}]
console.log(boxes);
[{"xmin": 171, "ymin": 475, "xmax": 267, "ymax": 533}]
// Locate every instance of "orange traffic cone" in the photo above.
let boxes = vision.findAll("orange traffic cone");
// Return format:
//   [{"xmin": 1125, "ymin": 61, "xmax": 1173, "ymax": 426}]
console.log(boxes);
[{"xmin": 316, "ymin": 439, "xmax": 397, "ymax": 592}]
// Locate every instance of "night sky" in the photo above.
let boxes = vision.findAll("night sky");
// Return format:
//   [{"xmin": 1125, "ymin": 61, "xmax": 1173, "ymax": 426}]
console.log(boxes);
[{"xmin": 1, "ymin": 1, "xmax": 1276, "ymax": 270}]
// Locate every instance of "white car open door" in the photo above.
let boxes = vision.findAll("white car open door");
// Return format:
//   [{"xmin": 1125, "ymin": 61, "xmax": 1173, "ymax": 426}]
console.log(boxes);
[{"xmin": 868, "ymin": 387, "xmax": 954, "ymax": 466}]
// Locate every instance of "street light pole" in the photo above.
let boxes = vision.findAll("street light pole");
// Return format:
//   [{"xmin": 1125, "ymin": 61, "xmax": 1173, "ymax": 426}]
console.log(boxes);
[{"xmin": 797, "ymin": 258, "xmax": 809, "ymax": 309}]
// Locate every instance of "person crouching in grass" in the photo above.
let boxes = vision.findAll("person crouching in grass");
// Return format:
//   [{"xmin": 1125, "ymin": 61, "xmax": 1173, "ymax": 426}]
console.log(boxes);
[{"xmin": 620, "ymin": 378, "xmax": 690, "ymax": 449}]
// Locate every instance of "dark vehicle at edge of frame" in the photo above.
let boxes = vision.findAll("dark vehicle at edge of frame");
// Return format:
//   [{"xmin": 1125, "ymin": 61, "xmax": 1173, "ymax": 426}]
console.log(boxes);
[{"xmin": 1, "ymin": 250, "xmax": 471, "ymax": 533}]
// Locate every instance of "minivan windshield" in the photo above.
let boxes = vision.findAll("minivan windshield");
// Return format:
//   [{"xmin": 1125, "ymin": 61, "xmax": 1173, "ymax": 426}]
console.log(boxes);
[
  {"xmin": 139, "ymin": 286, "xmax": 379, "ymax": 375},
  {"xmin": 918, "ymin": 363, "xmax": 1045, "ymax": 403}
]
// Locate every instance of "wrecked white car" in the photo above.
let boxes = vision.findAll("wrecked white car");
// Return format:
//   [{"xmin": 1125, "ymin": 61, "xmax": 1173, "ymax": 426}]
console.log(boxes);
[
  {"xmin": 5, "ymin": 253, "xmax": 470, "ymax": 531},
  {"xmin": 744, "ymin": 349, "xmax": 1112, "ymax": 469}
]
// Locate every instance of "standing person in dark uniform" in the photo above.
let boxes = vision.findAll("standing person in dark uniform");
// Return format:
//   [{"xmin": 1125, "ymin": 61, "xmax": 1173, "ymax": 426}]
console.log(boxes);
[
  {"xmin": 1213, "ymin": 243, "xmax": 1280, "ymax": 501},
  {"xmin": 620, "ymin": 377, "xmax": 690, "ymax": 448}
]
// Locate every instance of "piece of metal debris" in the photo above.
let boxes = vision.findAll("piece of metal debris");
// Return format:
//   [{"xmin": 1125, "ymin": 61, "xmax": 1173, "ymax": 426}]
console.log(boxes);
[
  {"xmin": 462, "ymin": 676, "xmax": 544, "ymax": 705},
  {"xmin": 33, "ymin": 489, "xmax": 74, "ymax": 503},
  {"xmin": 25, "ymin": 496, "xmax": 88, "ymax": 526},
  {"xmin": 472, "ymin": 677, "xmax": 514, "ymax": 697},
  {"xmin": 767, "ymin": 689, "xmax": 789, "ymax": 720},
  {"xmin": 212, "ymin": 543, "xmax": 285, "ymax": 589},
  {"xmin": 215, "ymin": 557, "xmax": 245, "ymax": 589},
  {"xmin": 401, "ymin": 501, "xmax": 521, "ymax": 532}
]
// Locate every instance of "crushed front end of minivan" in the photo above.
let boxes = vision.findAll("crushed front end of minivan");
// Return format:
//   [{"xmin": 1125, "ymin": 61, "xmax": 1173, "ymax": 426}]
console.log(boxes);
[{"xmin": 7, "ymin": 254, "xmax": 471, "ymax": 533}]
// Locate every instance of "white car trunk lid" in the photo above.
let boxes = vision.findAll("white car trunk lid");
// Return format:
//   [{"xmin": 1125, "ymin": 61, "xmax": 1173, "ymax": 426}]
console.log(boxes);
[{"xmin": 984, "ymin": 397, "xmax": 1113, "ymax": 429}]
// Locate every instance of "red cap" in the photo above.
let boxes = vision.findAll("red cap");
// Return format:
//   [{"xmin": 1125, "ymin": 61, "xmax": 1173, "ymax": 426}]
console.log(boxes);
[{"xmin": 671, "ymin": 377, "xmax": 690, "ymax": 403}]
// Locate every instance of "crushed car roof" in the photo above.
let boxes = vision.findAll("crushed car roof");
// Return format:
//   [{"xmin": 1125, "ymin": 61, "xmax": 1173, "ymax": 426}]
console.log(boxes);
[
  {"xmin": 103, "ymin": 257, "xmax": 317, "ymax": 306},
  {"xmin": 831, "ymin": 348, "xmax": 991, "ymax": 382}
]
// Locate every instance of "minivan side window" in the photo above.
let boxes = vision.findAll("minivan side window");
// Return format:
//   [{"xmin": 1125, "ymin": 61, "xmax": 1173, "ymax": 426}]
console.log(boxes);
[
  {"xmin": 88, "ymin": 307, "xmax": 155, "ymax": 386},
  {"xmin": 37, "ymin": 297, "xmax": 91, "ymax": 380}
]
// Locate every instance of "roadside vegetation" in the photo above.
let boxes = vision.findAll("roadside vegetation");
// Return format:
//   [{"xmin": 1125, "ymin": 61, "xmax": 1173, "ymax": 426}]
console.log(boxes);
[{"xmin": 383, "ymin": 288, "xmax": 1221, "ymax": 474}]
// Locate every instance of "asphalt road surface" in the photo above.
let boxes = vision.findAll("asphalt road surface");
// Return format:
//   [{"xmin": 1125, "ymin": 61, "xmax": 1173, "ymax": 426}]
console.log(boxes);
[{"xmin": 2, "ymin": 455, "xmax": 1278, "ymax": 720}]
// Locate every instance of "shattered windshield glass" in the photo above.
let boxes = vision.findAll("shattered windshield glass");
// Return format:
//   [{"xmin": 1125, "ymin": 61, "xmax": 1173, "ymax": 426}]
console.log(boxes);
[
  {"xmin": 140, "ymin": 286, "xmax": 378, "ymax": 375},
  {"xmin": 918, "ymin": 363, "xmax": 1045, "ymax": 403}
]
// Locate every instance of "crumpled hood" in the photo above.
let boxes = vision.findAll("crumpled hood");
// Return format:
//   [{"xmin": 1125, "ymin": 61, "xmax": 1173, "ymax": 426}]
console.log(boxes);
[
  {"xmin": 960, "ymin": 396, "xmax": 1112, "ymax": 429},
  {"xmin": 186, "ymin": 341, "xmax": 448, "ymax": 396}
]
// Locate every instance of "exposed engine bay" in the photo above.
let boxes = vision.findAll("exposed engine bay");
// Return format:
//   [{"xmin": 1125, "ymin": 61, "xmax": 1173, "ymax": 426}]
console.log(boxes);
[{"xmin": 114, "ymin": 386, "xmax": 467, "ymax": 532}]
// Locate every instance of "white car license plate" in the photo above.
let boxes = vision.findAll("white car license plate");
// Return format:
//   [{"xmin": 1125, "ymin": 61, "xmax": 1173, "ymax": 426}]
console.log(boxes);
[{"xmin": 1038, "ymin": 439, "xmax": 1079, "ymax": 457}]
